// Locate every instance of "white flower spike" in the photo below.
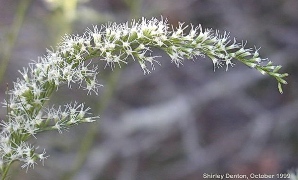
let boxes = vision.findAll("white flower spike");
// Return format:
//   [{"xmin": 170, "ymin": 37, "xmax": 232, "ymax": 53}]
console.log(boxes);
[{"xmin": 0, "ymin": 17, "xmax": 288, "ymax": 178}]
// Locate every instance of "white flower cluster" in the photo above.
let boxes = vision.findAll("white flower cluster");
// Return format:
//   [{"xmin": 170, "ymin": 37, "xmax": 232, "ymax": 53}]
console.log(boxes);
[
  {"xmin": 81, "ymin": 17, "xmax": 286, "ymax": 89},
  {"xmin": 0, "ymin": 36, "xmax": 99, "ymax": 173},
  {"xmin": 0, "ymin": 17, "xmax": 287, "ymax": 176}
]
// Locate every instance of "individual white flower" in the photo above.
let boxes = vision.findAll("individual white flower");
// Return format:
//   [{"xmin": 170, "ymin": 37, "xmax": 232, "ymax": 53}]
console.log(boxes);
[
  {"xmin": 38, "ymin": 149, "xmax": 48, "ymax": 166},
  {"xmin": 21, "ymin": 155, "xmax": 37, "ymax": 172},
  {"xmin": 53, "ymin": 121, "xmax": 66, "ymax": 134}
]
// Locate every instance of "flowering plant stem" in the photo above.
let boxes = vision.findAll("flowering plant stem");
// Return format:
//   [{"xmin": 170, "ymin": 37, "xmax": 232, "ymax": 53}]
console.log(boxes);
[
  {"xmin": 0, "ymin": 17, "xmax": 288, "ymax": 179},
  {"xmin": 0, "ymin": 0, "xmax": 32, "ymax": 84}
]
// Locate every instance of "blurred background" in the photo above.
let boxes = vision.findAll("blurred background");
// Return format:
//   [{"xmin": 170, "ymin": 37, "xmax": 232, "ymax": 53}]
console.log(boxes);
[{"xmin": 0, "ymin": 0, "xmax": 298, "ymax": 179}]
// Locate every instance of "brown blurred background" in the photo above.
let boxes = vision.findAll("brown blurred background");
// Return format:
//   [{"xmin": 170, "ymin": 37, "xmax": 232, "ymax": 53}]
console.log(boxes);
[{"xmin": 0, "ymin": 0, "xmax": 298, "ymax": 180}]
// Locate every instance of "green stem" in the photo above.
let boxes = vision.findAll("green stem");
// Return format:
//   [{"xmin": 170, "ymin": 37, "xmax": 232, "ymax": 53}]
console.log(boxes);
[
  {"xmin": 62, "ymin": 68, "xmax": 121, "ymax": 180},
  {"xmin": 1, "ymin": 161, "xmax": 13, "ymax": 180},
  {"xmin": 0, "ymin": 0, "xmax": 32, "ymax": 84}
]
